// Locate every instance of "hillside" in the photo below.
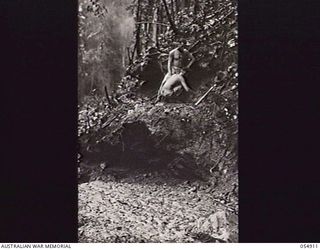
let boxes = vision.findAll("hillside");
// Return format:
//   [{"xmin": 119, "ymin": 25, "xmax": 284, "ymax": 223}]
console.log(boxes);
[{"xmin": 78, "ymin": 0, "xmax": 238, "ymax": 243}]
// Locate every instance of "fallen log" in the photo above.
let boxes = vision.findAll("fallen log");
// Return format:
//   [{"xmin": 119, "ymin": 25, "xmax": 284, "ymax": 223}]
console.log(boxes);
[{"xmin": 101, "ymin": 115, "xmax": 118, "ymax": 129}]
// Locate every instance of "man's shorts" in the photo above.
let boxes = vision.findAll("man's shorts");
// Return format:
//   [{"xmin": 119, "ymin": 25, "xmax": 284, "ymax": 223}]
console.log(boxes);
[{"xmin": 172, "ymin": 66, "xmax": 185, "ymax": 75}]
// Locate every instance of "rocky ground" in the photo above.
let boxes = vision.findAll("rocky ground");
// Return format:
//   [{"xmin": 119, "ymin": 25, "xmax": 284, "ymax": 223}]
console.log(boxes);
[{"xmin": 79, "ymin": 175, "xmax": 238, "ymax": 243}]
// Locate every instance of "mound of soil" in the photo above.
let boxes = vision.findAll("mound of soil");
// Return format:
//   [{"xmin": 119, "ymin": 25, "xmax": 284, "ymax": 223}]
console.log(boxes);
[
  {"xmin": 78, "ymin": 96, "xmax": 237, "ymax": 242},
  {"xmin": 79, "ymin": 99, "xmax": 236, "ymax": 183}
]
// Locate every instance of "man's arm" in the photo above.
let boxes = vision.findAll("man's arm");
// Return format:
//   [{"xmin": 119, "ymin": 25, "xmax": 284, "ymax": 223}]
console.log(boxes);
[
  {"xmin": 185, "ymin": 50, "xmax": 195, "ymax": 69},
  {"xmin": 178, "ymin": 75, "xmax": 191, "ymax": 92},
  {"xmin": 158, "ymin": 72, "xmax": 171, "ymax": 95}
]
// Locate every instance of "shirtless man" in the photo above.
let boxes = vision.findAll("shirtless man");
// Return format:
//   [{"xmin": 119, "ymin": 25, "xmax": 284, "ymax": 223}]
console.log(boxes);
[
  {"xmin": 156, "ymin": 41, "xmax": 195, "ymax": 101},
  {"xmin": 159, "ymin": 73, "xmax": 191, "ymax": 98}
]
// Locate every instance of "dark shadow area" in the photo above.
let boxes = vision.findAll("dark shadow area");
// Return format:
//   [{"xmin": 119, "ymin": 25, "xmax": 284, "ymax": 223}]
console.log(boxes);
[{"xmin": 79, "ymin": 121, "xmax": 205, "ymax": 184}]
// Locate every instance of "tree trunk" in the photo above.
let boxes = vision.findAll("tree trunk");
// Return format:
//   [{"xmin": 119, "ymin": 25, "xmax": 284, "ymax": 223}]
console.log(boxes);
[
  {"xmin": 175, "ymin": 0, "xmax": 179, "ymax": 13},
  {"xmin": 127, "ymin": 47, "xmax": 132, "ymax": 65},
  {"xmin": 104, "ymin": 86, "xmax": 112, "ymax": 108},
  {"xmin": 122, "ymin": 46, "xmax": 126, "ymax": 67},
  {"xmin": 170, "ymin": 0, "xmax": 175, "ymax": 18},
  {"xmin": 152, "ymin": 7, "xmax": 158, "ymax": 46},
  {"xmin": 135, "ymin": 0, "xmax": 142, "ymax": 58},
  {"xmin": 158, "ymin": 6, "xmax": 162, "ymax": 35},
  {"xmin": 161, "ymin": 0, "xmax": 177, "ymax": 34},
  {"xmin": 148, "ymin": 0, "xmax": 154, "ymax": 16},
  {"xmin": 147, "ymin": 0, "xmax": 154, "ymax": 46}
]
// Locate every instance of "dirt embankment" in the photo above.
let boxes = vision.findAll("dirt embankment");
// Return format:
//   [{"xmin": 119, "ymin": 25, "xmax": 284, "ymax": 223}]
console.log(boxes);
[
  {"xmin": 78, "ymin": 90, "xmax": 238, "ymax": 242},
  {"xmin": 78, "ymin": 96, "xmax": 237, "ymax": 185}
]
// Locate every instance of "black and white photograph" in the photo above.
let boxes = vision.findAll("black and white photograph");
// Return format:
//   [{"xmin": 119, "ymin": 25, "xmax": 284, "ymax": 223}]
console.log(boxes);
[
  {"xmin": 3, "ymin": 0, "xmax": 320, "ymax": 245},
  {"xmin": 77, "ymin": 0, "xmax": 238, "ymax": 243}
]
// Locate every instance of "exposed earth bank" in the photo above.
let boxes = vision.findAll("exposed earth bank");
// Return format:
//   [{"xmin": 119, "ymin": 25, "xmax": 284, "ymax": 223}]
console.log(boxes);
[{"xmin": 78, "ymin": 94, "xmax": 238, "ymax": 242}]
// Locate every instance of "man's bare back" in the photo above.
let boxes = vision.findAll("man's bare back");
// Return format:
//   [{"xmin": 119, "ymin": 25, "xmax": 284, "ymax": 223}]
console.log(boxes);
[{"xmin": 160, "ymin": 73, "xmax": 191, "ymax": 97}]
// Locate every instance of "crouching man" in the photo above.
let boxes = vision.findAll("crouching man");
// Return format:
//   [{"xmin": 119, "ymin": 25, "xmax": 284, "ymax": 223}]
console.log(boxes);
[{"xmin": 158, "ymin": 72, "xmax": 192, "ymax": 100}]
